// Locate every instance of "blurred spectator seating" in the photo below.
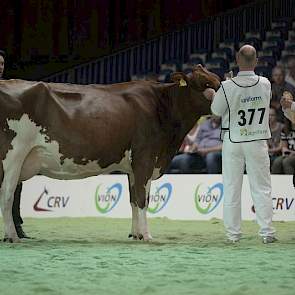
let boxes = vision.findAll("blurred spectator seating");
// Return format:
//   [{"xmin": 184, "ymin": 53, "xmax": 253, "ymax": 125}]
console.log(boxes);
[
  {"xmin": 166, "ymin": 116, "xmax": 222, "ymax": 174},
  {"xmin": 189, "ymin": 51, "xmax": 207, "ymax": 64},
  {"xmin": 271, "ymin": 118, "xmax": 295, "ymax": 175},
  {"xmin": 268, "ymin": 107, "xmax": 283, "ymax": 166}
]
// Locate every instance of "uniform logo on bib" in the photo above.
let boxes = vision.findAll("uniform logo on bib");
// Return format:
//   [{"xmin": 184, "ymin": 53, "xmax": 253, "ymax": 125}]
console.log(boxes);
[{"xmin": 241, "ymin": 96, "xmax": 262, "ymax": 103}]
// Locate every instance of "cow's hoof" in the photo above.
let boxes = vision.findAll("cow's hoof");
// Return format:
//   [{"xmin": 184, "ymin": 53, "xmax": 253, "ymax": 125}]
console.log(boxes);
[
  {"xmin": 3, "ymin": 237, "xmax": 21, "ymax": 243},
  {"xmin": 137, "ymin": 234, "xmax": 152, "ymax": 241},
  {"xmin": 128, "ymin": 233, "xmax": 139, "ymax": 240},
  {"xmin": 143, "ymin": 234, "xmax": 153, "ymax": 241}
]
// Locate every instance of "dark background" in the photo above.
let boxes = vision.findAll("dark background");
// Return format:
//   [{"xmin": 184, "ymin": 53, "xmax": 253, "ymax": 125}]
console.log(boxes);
[{"xmin": 0, "ymin": 0, "xmax": 254, "ymax": 72}]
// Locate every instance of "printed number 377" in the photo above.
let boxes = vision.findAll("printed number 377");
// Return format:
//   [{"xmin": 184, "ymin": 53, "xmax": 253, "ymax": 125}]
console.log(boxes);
[{"xmin": 238, "ymin": 108, "xmax": 265, "ymax": 126}]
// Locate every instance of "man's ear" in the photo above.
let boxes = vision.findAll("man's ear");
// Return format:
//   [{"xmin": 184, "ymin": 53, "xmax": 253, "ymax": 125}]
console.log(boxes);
[{"xmin": 170, "ymin": 72, "xmax": 189, "ymax": 87}]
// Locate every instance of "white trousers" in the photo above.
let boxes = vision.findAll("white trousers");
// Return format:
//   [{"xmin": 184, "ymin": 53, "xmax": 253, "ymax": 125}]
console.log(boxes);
[{"xmin": 222, "ymin": 134, "xmax": 275, "ymax": 240}]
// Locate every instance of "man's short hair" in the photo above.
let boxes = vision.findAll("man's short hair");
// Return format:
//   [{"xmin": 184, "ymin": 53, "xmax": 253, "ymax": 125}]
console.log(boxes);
[{"xmin": 239, "ymin": 48, "xmax": 256, "ymax": 64}]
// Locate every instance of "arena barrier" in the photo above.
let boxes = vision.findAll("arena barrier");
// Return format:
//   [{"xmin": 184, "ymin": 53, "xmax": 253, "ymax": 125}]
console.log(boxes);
[{"xmin": 10, "ymin": 174, "xmax": 295, "ymax": 221}]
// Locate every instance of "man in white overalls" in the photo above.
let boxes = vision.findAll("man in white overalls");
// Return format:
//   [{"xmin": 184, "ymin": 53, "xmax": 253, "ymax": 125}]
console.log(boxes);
[{"xmin": 204, "ymin": 45, "xmax": 276, "ymax": 243}]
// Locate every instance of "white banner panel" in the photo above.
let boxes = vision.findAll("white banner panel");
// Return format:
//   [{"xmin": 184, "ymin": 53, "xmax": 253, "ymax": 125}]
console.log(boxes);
[{"xmin": 3, "ymin": 174, "xmax": 294, "ymax": 221}]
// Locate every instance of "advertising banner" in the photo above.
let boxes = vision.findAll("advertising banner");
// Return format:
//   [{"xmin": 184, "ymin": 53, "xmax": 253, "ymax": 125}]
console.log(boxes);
[{"xmin": 2, "ymin": 174, "xmax": 294, "ymax": 221}]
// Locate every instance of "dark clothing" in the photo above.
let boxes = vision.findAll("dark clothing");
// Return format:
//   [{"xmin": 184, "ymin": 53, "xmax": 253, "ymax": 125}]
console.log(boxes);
[
  {"xmin": 271, "ymin": 82, "xmax": 295, "ymax": 122},
  {"xmin": 272, "ymin": 81, "xmax": 295, "ymax": 102},
  {"xmin": 271, "ymin": 129, "xmax": 295, "ymax": 174},
  {"xmin": 12, "ymin": 183, "xmax": 23, "ymax": 227},
  {"xmin": 281, "ymin": 129, "xmax": 295, "ymax": 151}
]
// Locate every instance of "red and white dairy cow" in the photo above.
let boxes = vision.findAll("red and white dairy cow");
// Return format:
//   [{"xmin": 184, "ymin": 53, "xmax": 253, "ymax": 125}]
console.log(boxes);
[{"xmin": 0, "ymin": 65, "xmax": 220, "ymax": 242}]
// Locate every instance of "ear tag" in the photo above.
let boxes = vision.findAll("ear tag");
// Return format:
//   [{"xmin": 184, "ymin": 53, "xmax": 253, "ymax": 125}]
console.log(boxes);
[{"xmin": 179, "ymin": 78, "xmax": 187, "ymax": 87}]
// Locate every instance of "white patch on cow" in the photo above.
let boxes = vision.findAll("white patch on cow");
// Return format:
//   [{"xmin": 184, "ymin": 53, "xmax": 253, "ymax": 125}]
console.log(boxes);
[
  {"xmin": 144, "ymin": 179, "xmax": 152, "ymax": 202},
  {"xmin": 5, "ymin": 114, "xmax": 133, "ymax": 180},
  {"xmin": 128, "ymin": 149, "xmax": 133, "ymax": 163},
  {"xmin": 136, "ymin": 179, "xmax": 152, "ymax": 241},
  {"xmin": 138, "ymin": 207, "xmax": 152, "ymax": 241},
  {"xmin": 152, "ymin": 168, "xmax": 161, "ymax": 180},
  {"xmin": 128, "ymin": 171, "xmax": 135, "ymax": 187}
]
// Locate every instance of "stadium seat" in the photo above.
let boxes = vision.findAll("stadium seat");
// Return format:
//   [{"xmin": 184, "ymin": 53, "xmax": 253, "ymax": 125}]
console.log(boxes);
[
  {"xmin": 245, "ymin": 32, "xmax": 262, "ymax": 39},
  {"xmin": 265, "ymin": 30, "xmax": 283, "ymax": 40},
  {"xmin": 131, "ymin": 74, "xmax": 147, "ymax": 81},
  {"xmin": 189, "ymin": 52, "xmax": 208, "ymax": 64},
  {"xmin": 157, "ymin": 73, "xmax": 171, "ymax": 83},
  {"xmin": 211, "ymin": 51, "xmax": 228, "ymax": 60},
  {"xmin": 281, "ymin": 49, "xmax": 295, "ymax": 61},
  {"xmin": 265, "ymin": 36, "xmax": 285, "ymax": 49},
  {"xmin": 206, "ymin": 57, "xmax": 228, "ymax": 70},
  {"xmin": 258, "ymin": 56, "xmax": 276, "ymax": 67},
  {"xmin": 262, "ymin": 42, "xmax": 282, "ymax": 58},
  {"xmin": 285, "ymin": 40, "xmax": 295, "ymax": 49},
  {"xmin": 258, "ymin": 49, "xmax": 276, "ymax": 59},
  {"xmin": 181, "ymin": 63, "xmax": 195, "ymax": 73},
  {"xmin": 219, "ymin": 41, "xmax": 235, "ymax": 57},
  {"xmin": 217, "ymin": 47, "xmax": 234, "ymax": 60},
  {"xmin": 271, "ymin": 21, "xmax": 289, "ymax": 30},
  {"xmin": 160, "ymin": 63, "xmax": 177, "ymax": 72},
  {"xmin": 288, "ymin": 30, "xmax": 295, "ymax": 41},
  {"xmin": 187, "ymin": 57, "xmax": 204, "ymax": 66},
  {"xmin": 255, "ymin": 66, "xmax": 272, "ymax": 79},
  {"xmin": 207, "ymin": 67, "xmax": 225, "ymax": 80}
]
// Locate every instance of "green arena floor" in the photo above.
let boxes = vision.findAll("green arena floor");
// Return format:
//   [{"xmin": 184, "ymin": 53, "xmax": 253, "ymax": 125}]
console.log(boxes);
[{"xmin": 0, "ymin": 218, "xmax": 294, "ymax": 295}]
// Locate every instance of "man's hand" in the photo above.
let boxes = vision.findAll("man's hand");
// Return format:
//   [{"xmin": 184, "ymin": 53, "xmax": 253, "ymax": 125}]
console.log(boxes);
[
  {"xmin": 203, "ymin": 88, "xmax": 216, "ymax": 101},
  {"xmin": 197, "ymin": 147, "xmax": 209, "ymax": 156}
]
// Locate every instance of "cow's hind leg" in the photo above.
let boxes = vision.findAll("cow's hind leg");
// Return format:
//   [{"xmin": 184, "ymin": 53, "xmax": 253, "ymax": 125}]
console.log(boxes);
[
  {"xmin": 137, "ymin": 178, "xmax": 152, "ymax": 241},
  {"xmin": 132, "ymin": 170, "xmax": 153, "ymax": 241},
  {"xmin": 128, "ymin": 174, "xmax": 140, "ymax": 239},
  {"xmin": 0, "ymin": 148, "xmax": 34, "ymax": 243},
  {"xmin": 0, "ymin": 169, "xmax": 22, "ymax": 243}
]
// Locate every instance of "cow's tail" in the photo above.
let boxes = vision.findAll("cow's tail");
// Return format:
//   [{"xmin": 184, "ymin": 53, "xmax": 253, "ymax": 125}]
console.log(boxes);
[{"xmin": 0, "ymin": 161, "xmax": 3, "ymax": 190}]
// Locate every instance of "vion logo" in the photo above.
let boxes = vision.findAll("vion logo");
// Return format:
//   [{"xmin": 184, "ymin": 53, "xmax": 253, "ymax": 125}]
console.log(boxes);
[
  {"xmin": 194, "ymin": 183, "xmax": 223, "ymax": 214},
  {"xmin": 95, "ymin": 183, "xmax": 122, "ymax": 214},
  {"xmin": 148, "ymin": 183, "xmax": 172, "ymax": 214},
  {"xmin": 33, "ymin": 187, "xmax": 70, "ymax": 212}
]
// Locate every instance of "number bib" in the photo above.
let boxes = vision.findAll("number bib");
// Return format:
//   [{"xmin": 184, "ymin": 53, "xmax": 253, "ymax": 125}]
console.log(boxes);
[{"xmin": 221, "ymin": 76, "xmax": 271, "ymax": 142}]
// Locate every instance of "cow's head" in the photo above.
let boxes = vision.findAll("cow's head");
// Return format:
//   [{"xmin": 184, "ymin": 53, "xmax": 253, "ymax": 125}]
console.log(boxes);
[{"xmin": 171, "ymin": 64, "xmax": 220, "ymax": 92}]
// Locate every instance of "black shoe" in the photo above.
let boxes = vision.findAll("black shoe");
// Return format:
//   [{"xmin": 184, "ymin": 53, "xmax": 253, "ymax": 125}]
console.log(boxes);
[{"xmin": 15, "ymin": 225, "xmax": 31, "ymax": 239}]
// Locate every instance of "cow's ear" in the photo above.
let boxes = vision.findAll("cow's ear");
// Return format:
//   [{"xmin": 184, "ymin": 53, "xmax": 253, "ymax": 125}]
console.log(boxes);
[
  {"xmin": 192, "ymin": 64, "xmax": 203, "ymax": 72},
  {"xmin": 170, "ymin": 72, "xmax": 189, "ymax": 87}
]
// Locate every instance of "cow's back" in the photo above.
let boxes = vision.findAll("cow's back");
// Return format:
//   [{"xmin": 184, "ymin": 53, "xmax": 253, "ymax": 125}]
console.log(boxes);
[{"xmin": 0, "ymin": 80, "xmax": 166, "ymax": 179}]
